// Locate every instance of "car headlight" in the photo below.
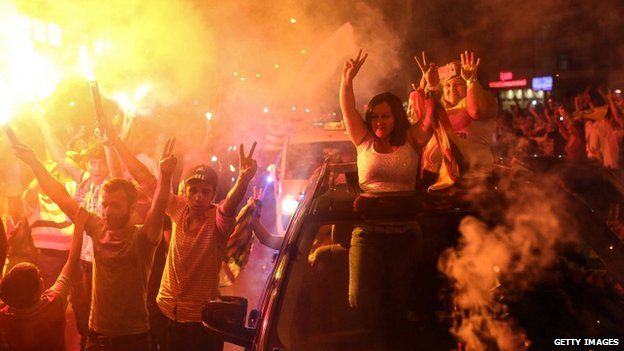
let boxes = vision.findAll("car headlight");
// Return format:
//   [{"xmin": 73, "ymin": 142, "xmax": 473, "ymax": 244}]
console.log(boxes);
[{"xmin": 281, "ymin": 196, "xmax": 300, "ymax": 215}]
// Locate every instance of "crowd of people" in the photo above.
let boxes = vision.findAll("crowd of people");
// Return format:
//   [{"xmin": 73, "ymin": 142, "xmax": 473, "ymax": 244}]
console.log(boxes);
[
  {"xmin": 0, "ymin": 46, "xmax": 622, "ymax": 351},
  {"xmin": 493, "ymin": 86, "xmax": 624, "ymax": 173}
]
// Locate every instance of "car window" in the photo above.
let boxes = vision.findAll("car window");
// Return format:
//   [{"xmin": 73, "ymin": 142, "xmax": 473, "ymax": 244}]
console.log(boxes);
[{"xmin": 270, "ymin": 218, "xmax": 426, "ymax": 351}]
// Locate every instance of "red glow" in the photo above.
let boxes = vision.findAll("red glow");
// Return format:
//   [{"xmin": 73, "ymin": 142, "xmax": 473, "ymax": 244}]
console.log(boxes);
[
  {"xmin": 489, "ymin": 79, "xmax": 527, "ymax": 88},
  {"xmin": 499, "ymin": 71, "xmax": 513, "ymax": 81}
]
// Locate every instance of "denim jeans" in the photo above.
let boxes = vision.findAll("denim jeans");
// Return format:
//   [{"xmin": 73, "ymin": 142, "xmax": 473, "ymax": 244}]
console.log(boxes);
[{"xmin": 348, "ymin": 226, "xmax": 422, "ymax": 346}]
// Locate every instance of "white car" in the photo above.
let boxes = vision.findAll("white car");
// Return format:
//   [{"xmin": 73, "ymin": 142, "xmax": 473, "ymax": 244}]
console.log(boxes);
[{"xmin": 274, "ymin": 123, "xmax": 356, "ymax": 233}]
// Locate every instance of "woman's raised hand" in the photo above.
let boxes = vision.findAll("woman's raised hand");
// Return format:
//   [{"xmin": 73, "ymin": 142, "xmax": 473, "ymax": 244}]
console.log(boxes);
[
  {"xmin": 460, "ymin": 50, "xmax": 481, "ymax": 81},
  {"xmin": 414, "ymin": 51, "xmax": 439, "ymax": 89},
  {"xmin": 342, "ymin": 49, "xmax": 368, "ymax": 82}
]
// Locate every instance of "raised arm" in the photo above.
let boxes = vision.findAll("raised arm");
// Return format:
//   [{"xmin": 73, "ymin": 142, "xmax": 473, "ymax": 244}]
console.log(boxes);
[
  {"xmin": 13, "ymin": 143, "xmax": 79, "ymax": 218},
  {"xmin": 0, "ymin": 217, "xmax": 6, "ymax": 278},
  {"xmin": 248, "ymin": 187, "xmax": 282, "ymax": 250},
  {"xmin": 461, "ymin": 51, "xmax": 497, "ymax": 120},
  {"xmin": 143, "ymin": 137, "xmax": 176, "ymax": 245},
  {"xmin": 409, "ymin": 51, "xmax": 439, "ymax": 146},
  {"xmin": 340, "ymin": 50, "xmax": 371, "ymax": 146},
  {"xmin": 222, "ymin": 142, "xmax": 257, "ymax": 217},
  {"xmin": 59, "ymin": 207, "xmax": 87, "ymax": 278},
  {"xmin": 105, "ymin": 122, "xmax": 156, "ymax": 189}
]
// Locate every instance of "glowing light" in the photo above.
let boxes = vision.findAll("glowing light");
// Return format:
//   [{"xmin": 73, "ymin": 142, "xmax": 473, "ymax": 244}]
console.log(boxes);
[
  {"xmin": 0, "ymin": 10, "xmax": 62, "ymax": 122},
  {"xmin": 231, "ymin": 177, "xmax": 235, "ymax": 182},
  {"xmin": 281, "ymin": 196, "xmax": 299, "ymax": 215},
  {"xmin": 211, "ymin": 155, "xmax": 218, "ymax": 162},
  {"xmin": 229, "ymin": 164, "xmax": 236, "ymax": 172},
  {"xmin": 266, "ymin": 175, "xmax": 274, "ymax": 183},
  {"xmin": 263, "ymin": 107, "xmax": 269, "ymax": 113},
  {"xmin": 240, "ymin": 77, "xmax": 246, "ymax": 82},
  {"xmin": 616, "ymin": 89, "xmax": 622, "ymax": 94},
  {"xmin": 79, "ymin": 45, "xmax": 96, "ymax": 81},
  {"xmin": 493, "ymin": 265, "xmax": 501, "ymax": 273},
  {"xmin": 559, "ymin": 116, "xmax": 564, "ymax": 121},
  {"xmin": 291, "ymin": 106, "xmax": 296, "ymax": 111},
  {"xmin": 267, "ymin": 164, "xmax": 275, "ymax": 172},
  {"xmin": 274, "ymin": 64, "xmax": 279, "ymax": 69},
  {"xmin": 233, "ymin": 72, "xmax": 238, "ymax": 77},
  {"xmin": 289, "ymin": 18, "xmax": 297, "ymax": 24},
  {"xmin": 300, "ymin": 49, "xmax": 307, "ymax": 54},
  {"xmin": 205, "ymin": 112, "xmax": 213, "ymax": 120},
  {"xmin": 69, "ymin": 101, "xmax": 75, "ymax": 107},
  {"xmin": 609, "ymin": 245, "xmax": 614, "ymax": 250},
  {"xmin": 255, "ymin": 73, "xmax": 261, "ymax": 78},
  {"xmin": 304, "ymin": 108, "xmax": 310, "ymax": 113}
]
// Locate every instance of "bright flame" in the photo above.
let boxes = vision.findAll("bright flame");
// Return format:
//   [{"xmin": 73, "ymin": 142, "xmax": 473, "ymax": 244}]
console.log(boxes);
[
  {"xmin": 0, "ymin": 5, "xmax": 62, "ymax": 123},
  {"xmin": 205, "ymin": 112, "xmax": 213, "ymax": 120},
  {"xmin": 79, "ymin": 45, "xmax": 96, "ymax": 81}
]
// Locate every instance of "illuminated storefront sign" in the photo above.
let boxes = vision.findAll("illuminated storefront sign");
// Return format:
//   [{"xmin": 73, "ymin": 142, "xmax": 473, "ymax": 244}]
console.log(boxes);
[
  {"xmin": 489, "ymin": 79, "xmax": 527, "ymax": 88},
  {"xmin": 532, "ymin": 76, "xmax": 553, "ymax": 91}
]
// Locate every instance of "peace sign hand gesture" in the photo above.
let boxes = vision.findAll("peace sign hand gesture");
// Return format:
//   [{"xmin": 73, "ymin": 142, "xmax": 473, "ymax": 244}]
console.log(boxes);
[
  {"xmin": 460, "ymin": 50, "xmax": 481, "ymax": 81},
  {"xmin": 342, "ymin": 49, "xmax": 368, "ymax": 83},
  {"xmin": 414, "ymin": 51, "xmax": 439, "ymax": 89},
  {"xmin": 238, "ymin": 141, "xmax": 258, "ymax": 183},
  {"xmin": 159, "ymin": 137, "xmax": 177, "ymax": 176}
]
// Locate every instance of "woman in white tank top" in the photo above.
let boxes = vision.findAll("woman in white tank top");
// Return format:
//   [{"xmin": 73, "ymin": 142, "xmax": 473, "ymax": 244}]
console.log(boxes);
[{"xmin": 339, "ymin": 50, "xmax": 440, "ymax": 348}]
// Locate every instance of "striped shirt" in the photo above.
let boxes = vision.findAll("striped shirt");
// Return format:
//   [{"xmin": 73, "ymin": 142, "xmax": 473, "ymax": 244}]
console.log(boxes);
[
  {"xmin": 23, "ymin": 182, "xmax": 76, "ymax": 251},
  {"xmin": 156, "ymin": 195, "xmax": 236, "ymax": 322}
]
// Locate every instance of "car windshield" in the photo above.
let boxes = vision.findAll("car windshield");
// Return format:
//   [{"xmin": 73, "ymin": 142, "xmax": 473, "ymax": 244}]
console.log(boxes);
[{"xmin": 284, "ymin": 142, "xmax": 355, "ymax": 180}]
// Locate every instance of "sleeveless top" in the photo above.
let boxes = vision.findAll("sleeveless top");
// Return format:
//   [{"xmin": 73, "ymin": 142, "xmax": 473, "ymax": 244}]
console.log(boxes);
[{"xmin": 357, "ymin": 137, "xmax": 420, "ymax": 193}]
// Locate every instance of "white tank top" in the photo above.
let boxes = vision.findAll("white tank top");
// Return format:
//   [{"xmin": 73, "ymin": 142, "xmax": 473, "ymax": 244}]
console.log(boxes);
[{"xmin": 357, "ymin": 137, "xmax": 419, "ymax": 193}]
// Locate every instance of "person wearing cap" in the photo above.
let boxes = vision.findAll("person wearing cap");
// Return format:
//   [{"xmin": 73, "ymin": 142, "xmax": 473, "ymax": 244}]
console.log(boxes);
[
  {"xmin": 0, "ymin": 206, "xmax": 85, "ymax": 351},
  {"xmin": 12, "ymin": 137, "xmax": 177, "ymax": 351},
  {"xmin": 99, "ymin": 126, "xmax": 258, "ymax": 351},
  {"xmin": 415, "ymin": 51, "xmax": 498, "ymax": 187},
  {"xmin": 158, "ymin": 143, "xmax": 256, "ymax": 351}
]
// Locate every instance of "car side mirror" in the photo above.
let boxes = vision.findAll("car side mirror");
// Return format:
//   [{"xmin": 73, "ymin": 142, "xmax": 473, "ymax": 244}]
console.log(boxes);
[{"xmin": 202, "ymin": 296, "xmax": 255, "ymax": 348}]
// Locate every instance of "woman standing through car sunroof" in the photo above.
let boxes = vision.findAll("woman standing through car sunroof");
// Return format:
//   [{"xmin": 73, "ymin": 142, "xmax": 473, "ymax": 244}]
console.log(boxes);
[{"xmin": 339, "ymin": 49, "xmax": 438, "ymax": 349}]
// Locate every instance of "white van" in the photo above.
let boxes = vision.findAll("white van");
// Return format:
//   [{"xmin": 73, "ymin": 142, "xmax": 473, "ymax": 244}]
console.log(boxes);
[{"xmin": 274, "ymin": 122, "xmax": 356, "ymax": 233}]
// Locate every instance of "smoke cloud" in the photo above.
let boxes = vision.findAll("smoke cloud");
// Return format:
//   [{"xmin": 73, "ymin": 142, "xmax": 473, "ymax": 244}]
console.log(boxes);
[{"xmin": 439, "ymin": 173, "xmax": 579, "ymax": 350}]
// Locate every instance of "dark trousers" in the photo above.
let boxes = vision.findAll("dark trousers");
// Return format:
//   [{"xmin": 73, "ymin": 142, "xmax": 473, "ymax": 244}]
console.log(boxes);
[
  {"xmin": 348, "ymin": 227, "xmax": 421, "ymax": 349},
  {"xmin": 71, "ymin": 260, "xmax": 93, "ymax": 350},
  {"xmin": 85, "ymin": 331, "xmax": 150, "ymax": 351},
  {"xmin": 166, "ymin": 320, "xmax": 223, "ymax": 351}
]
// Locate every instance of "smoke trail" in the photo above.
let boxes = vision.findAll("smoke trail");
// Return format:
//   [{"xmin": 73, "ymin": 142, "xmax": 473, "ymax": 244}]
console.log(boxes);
[{"xmin": 439, "ymin": 173, "xmax": 579, "ymax": 350}]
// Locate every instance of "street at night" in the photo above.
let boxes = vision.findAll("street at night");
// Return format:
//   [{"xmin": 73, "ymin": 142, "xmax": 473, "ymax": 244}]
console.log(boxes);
[{"xmin": 0, "ymin": 1, "xmax": 623, "ymax": 350}]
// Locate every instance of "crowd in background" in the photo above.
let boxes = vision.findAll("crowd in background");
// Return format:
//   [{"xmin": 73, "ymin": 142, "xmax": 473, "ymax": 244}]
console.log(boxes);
[{"xmin": 493, "ymin": 86, "xmax": 624, "ymax": 173}]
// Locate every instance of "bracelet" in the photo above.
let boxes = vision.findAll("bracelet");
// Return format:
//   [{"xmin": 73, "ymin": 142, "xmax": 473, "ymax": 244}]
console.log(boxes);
[{"xmin": 465, "ymin": 77, "xmax": 477, "ymax": 88}]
